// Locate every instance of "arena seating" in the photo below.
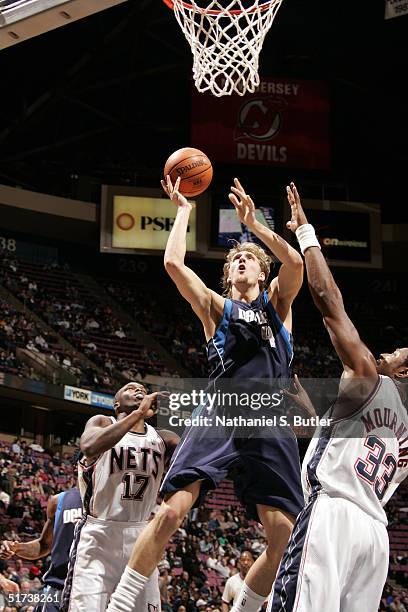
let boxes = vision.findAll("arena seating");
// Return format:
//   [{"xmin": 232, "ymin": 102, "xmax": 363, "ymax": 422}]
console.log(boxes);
[
  {"xmin": 103, "ymin": 279, "xmax": 209, "ymax": 377},
  {"xmin": 0, "ymin": 253, "xmax": 168, "ymax": 391},
  {"xmin": 3, "ymin": 251, "xmax": 405, "ymax": 388},
  {"xmin": 0, "ymin": 296, "xmax": 72, "ymax": 385},
  {"xmin": 206, "ymin": 481, "xmax": 243, "ymax": 511}
]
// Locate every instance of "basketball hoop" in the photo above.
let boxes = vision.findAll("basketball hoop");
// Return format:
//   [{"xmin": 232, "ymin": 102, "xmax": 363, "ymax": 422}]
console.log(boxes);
[{"xmin": 162, "ymin": 0, "xmax": 283, "ymax": 97}]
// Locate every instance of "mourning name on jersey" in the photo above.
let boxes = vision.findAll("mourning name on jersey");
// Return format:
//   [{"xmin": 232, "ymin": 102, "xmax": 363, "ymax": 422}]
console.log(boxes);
[{"xmin": 361, "ymin": 407, "xmax": 408, "ymax": 446}]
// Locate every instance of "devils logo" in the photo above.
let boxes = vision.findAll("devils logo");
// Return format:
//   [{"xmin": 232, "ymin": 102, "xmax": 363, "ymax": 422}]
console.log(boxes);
[{"xmin": 234, "ymin": 97, "xmax": 287, "ymax": 142}]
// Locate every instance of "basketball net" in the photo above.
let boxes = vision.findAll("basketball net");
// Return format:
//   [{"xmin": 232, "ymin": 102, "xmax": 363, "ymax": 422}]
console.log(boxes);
[{"xmin": 164, "ymin": 0, "xmax": 283, "ymax": 97}]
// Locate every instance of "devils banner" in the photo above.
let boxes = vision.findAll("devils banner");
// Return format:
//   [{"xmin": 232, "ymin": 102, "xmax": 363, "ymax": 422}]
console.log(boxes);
[{"xmin": 191, "ymin": 78, "xmax": 330, "ymax": 169}]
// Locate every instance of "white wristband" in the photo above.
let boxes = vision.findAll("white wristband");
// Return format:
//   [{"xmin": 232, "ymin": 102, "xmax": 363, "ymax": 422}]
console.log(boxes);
[{"xmin": 295, "ymin": 224, "xmax": 321, "ymax": 255}]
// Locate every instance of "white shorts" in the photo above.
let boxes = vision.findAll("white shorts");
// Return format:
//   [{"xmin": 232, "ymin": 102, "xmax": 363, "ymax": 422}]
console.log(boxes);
[
  {"xmin": 268, "ymin": 493, "xmax": 389, "ymax": 612},
  {"xmin": 63, "ymin": 515, "xmax": 160, "ymax": 612}
]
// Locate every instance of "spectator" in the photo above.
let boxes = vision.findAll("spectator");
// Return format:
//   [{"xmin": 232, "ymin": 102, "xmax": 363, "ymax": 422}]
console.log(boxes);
[
  {"xmin": 0, "ymin": 485, "xmax": 10, "ymax": 509},
  {"xmin": 221, "ymin": 551, "xmax": 255, "ymax": 611},
  {"xmin": 11, "ymin": 439, "xmax": 21, "ymax": 455}
]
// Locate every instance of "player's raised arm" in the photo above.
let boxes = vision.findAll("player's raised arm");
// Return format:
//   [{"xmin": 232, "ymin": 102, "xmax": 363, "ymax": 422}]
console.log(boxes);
[
  {"xmin": 80, "ymin": 392, "xmax": 162, "ymax": 460},
  {"xmin": 286, "ymin": 182, "xmax": 377, "ymax": 380},
  {"xmin": 162, "ymin": 175, "xmax": 223, "ymax": 335},
  {"xmin": 157, "ymin": 429, "xmax": 181, "ymax": 464},
  {"xmin": 0, "ymin": 494, "xmax": 58, "ymax": 560},
  {"xmin": 229, "ymin": 178, "xmax": 303, "ymax": 319},
  {"xmin": 283, "ymin": 374, "xmax": 317, "ymax": 420}
]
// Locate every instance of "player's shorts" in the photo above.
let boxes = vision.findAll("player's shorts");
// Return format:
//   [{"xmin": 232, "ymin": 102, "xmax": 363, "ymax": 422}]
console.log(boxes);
[
  {"xmin": 268, "ymin": 493, "xmax": 389, "ymax": 612},
  {"xmin": 160, "ymin": 406, "xmax": 304, "ymax": 521},
  {"xmin": 61, "ymin": 515, "xmax": 160, "ymax": 612}
]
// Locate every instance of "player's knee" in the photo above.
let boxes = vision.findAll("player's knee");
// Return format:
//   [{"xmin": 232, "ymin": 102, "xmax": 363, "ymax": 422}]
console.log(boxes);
[
  {"xmin": 264, "ymin": 526, "xmax": 292, "ymax": 561},
  {"xmin": 156, "ymin": 504, "xmax": 183, "ymax": 535}
]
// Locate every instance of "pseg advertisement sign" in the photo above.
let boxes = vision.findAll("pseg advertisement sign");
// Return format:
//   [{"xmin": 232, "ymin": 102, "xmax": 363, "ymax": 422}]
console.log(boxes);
[
  {"xmin": 64, "ymin": 386, "xmax": 114, "ymax": 410},
  {"xmin": 112, "ymin": 196, "xmax": 197, "ymax": 251}
]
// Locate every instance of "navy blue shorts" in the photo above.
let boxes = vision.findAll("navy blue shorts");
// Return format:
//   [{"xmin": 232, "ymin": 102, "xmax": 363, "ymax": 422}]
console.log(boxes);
[{"xmin": 160, "ymin": 407, "xmax": 304, "ymax": 521}]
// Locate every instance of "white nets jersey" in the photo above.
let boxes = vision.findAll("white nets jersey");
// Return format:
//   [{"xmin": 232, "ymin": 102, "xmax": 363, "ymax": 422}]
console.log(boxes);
[
  {"xmin": 78, "ymin": 419, "xmax": 166, "ymax": 521},
  {"xmin": 302, "ymin": 375, "xmax": 408, "ymax": 525}
]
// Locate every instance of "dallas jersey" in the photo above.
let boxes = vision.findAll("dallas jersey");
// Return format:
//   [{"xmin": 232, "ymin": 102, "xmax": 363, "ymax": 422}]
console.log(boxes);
[
  {"xmin": 161, "ymin": 290, "xmax": 304, "ymax": 521},
  {"xmin": 207, "ymin": 290, "xmax": 293, "ymax": 383},
  {"xmin": 78, "ymin": 419, "xmax": 166, "ymax": 522},
  {"xmin": 302, "ymin": 375, "xmax": 408, "ymax": 525},
  {"xmin": 42, "ymin": 487, "xmax": 82, "ymax": 589}
]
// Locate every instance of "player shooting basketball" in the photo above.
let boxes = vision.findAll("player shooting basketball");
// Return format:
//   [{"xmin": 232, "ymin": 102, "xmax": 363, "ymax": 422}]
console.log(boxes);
[
  {"xmin": 107, "ymin": 176, "xmax": 305, "ymax": 612},
  {"xmin": 267, "ymin": 183, "xmax": 408, "ymax": 611}
]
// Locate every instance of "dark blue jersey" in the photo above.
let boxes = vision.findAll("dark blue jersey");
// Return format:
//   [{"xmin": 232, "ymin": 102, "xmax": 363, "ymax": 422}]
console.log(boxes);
[
  {"xmin": 207, "ymin": 291, "xmax": 293, "ymax": 383},
  {"xmin": 42, "ymin": 487, "xmax": 82, "ymax": 589},
  {"xmin": 161, "ymin": 292, "xmax": 304, "ymax": 519}
]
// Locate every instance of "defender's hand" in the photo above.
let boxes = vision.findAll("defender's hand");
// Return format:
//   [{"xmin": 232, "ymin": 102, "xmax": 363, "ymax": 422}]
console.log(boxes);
[
  {"xmin": 161, "ymin": 175, "xmax": 194, "ymax": 211},
  {"xmin": 282, "ymin": 374, "xmax": 316, "ymax": 418},
  {"xmin": 286, "ymin": 182, "xmax": 309, "ymax": 233},
  {"xmin": 229, "ymin": 178, "xmax": 257, "ymax": 230}
]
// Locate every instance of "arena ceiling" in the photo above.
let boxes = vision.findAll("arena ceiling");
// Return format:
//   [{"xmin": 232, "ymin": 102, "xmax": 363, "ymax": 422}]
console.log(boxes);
[{"xmin": 0, "ymin": 0, "xmax": 407, "ymax": 222}]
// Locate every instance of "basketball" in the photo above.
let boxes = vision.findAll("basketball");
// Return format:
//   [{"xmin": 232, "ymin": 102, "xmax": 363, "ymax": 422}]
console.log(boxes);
[{"xmin": 163, "ymin": 147, "xmax": 213, "ymax": 197}]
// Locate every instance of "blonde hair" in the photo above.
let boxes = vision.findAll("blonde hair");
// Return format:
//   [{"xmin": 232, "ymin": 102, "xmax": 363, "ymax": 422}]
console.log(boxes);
[{"xmin": 222, "ymin": 241, "xmax": 272, "ymax": 297}]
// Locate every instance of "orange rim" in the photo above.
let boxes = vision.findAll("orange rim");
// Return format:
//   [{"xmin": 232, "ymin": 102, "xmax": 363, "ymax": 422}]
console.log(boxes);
[{"xmin": 162, "ymin": 0, "xmax": 275, "ymax": 15}]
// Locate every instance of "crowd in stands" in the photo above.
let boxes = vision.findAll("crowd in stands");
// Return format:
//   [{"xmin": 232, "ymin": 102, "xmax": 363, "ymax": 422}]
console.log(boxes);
[
  {"xmin": 104, "ymin": 280, "xmax": 346, "ymax": 380},
  {"xmin": 0, "ymin": 297, "xmax": 83, "ymax": 386},
  {"xmin": 380, "ymin": 583, "xmax": 408, "ymax": 612},
  {"xmin": 0, "ymin": 241, "xmax": 408, "ymax": 392},
  {"xmin": 2, "ymin": 249, "xmax": 406, "ymax": 389},
  {"xmin": 104, "ymin": 281, "xmax": 209, "ymax": 377},
  {"xmin": 292, "ymin": 329, "xmax": 341, "ymax": 378},
  {"xmin": 0, "ymin": 438, "xmax": 75, "ymax": 610},
  {"xmin": 1, "ymin": 437, "xmax": 407, "ymax": 611},
  {"xmin": 0, "ymin": 252, "xmax": 165, "ymax": 393}
]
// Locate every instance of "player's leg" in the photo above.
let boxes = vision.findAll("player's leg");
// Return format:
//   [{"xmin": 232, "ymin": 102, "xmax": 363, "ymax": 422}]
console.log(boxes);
[
  {"xmin": 339, "ymin": 506, "xmax": 389, "ymax": 612},
  {"xmin": 63, "ymin": 517, "xmax": 120, "ymax": 612},
  {"xmin": 231, "ymin": 434, "xmax": 304, "ymax": 612},
  {"xmin": 268, "ymin": 495, "xmax": 341, "ymax": 612},
  {"xmin": 128, "ymin": 481, "xmax": 200, "ymax": 573},
  {"xmin": 107, "ymin": 481, "xmax": 201, "ymax": 612},
  {"xmin": 231, "ymin": 506, "xmax": 295, "ymax": 612}
]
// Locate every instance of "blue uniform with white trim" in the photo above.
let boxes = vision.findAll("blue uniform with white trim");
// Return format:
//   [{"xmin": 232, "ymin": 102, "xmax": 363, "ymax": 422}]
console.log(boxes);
[
  {"xmin": 207, "ymin": 291, "xmax": 293, "ymax": 381},
  {"xmin": 43, "ymin": 488, "xmax": 83, "ymax": 590},
  {"xmin": 161, "ymin": 291, "xmax": 304, "ymax": 520},
  {"xmin": 33, "ymin": 487, "xmax": 82, "ymax": 612}
]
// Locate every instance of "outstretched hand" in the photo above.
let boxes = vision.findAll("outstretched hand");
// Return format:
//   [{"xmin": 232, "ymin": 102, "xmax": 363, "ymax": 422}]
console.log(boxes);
[
  {"xmin": 286, "ymin": 182, "xmax": 308, "ymax": 233},
  {"xmin": 161, "ymin": 175, "xmax": 194, "ymax": 210},
  {"xmin": 282, "ymin": 374, "xmax": 316, "ymax": 418},
  {"xmin": 229, "ymin": 178, "xmax": 257, "ymax": 230}
]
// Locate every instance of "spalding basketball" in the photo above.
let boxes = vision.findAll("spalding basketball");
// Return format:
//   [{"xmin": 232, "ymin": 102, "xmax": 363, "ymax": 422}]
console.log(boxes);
[{"xmin": 163, "ymin": 147, "xmax": 213, "ymax": 197}]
